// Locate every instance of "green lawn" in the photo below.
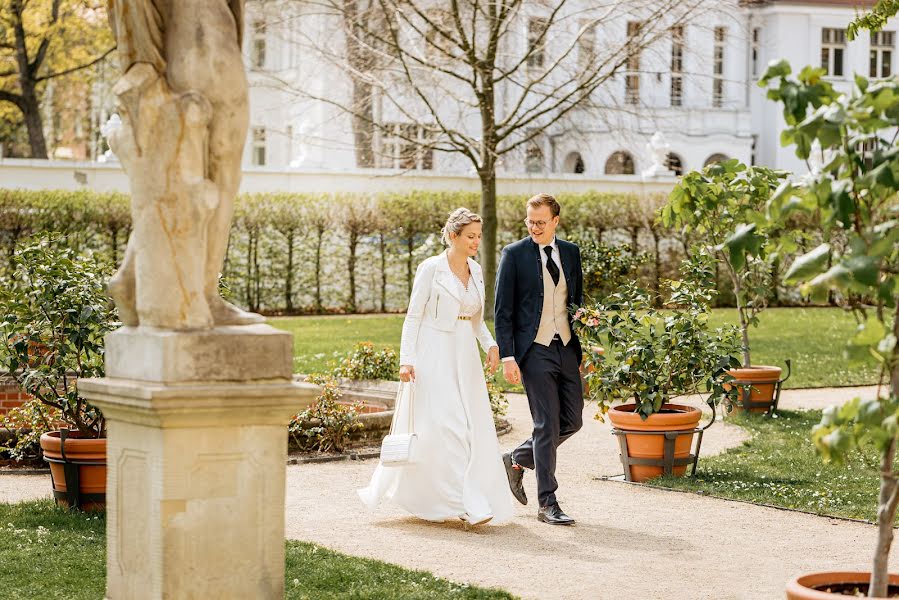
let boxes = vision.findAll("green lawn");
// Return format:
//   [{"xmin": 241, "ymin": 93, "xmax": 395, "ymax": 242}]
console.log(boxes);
[
  {"xmin": 271, "ymin": 307, "xmax": 883, "ymax": 389},
  {"xmin": 0, "ymin": 500, "xmax": 514, "ymax": 600},
  {"xmin": 651, "ymin": 410, "xmax": 888, "ymax": 523}
]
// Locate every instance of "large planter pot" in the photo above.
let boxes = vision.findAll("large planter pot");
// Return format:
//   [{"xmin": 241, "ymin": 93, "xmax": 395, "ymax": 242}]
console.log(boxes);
[
  {"xmin": 726, "ymin": 365, "xmax": 783, "ymax": 414},
  {"xmin": 608, "ymin": 403, "xmax": 702, "ymax": 483},
  {"xmin": 786, "ymin": 571, "xmax": 899, "ymax": 599},
  {"xmin": 39, "ymin": 431, "xmax": 106, "ymax": 512}
]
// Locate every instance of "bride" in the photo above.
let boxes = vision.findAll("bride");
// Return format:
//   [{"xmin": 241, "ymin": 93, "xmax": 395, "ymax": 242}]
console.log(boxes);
[{"xmin": 358, "ymin": 207, "xmax": 514, "ymax": 527}]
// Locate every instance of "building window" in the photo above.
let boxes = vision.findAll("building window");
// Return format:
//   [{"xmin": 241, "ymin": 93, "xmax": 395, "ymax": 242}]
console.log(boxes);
[
  {"xmin": 870, "ymin": 31, "xmax": 894, "ymax": 78},
  {"xmin": 251, "ymin": 20, "xmax": 266, "ymax": 69},
  {"xmin": 563, "ymin": 151, "xmax": 585, "ymax": 174},
  {"xmin": 751, "ymin": 27, "xmax": 761, "ymax": 77},
  {"xmin": 577, "ymin": 20, "xmax": 597, "ymax": 75},
  {"xmin": 378, "ymin": 123, "xmax": 434, "ymax": 170},
  {"xmin": 671, "ymin": 25, "xmax": 684, "ymax": 107},
  {"xmin": 527, "ymin": 18, "xmax": 547, "ymax": 69},
  {"xmin": 252, "ymin": 127, "xmax": 266, "ymax": 166},
  {"xmin": 704, "ymin": 153, "xmax": 729, "ymax": 167},
  {"xmin": 666, "ymin": 153, "xmax": 684, "ymax": 176},
  {"xmin": 821, "ymin": 28, "xmax": 845, "ymax": 77},
  {"xmin": 625, "ymin": 21, "xmax": 642, "ymax": 105},
  {"xmin": 605, "ymin": 150, "xmax": 635, "ymax": 175},
  {"xmin": 712, "ymin": 26, "xmax": 725, "ymax": 107}
]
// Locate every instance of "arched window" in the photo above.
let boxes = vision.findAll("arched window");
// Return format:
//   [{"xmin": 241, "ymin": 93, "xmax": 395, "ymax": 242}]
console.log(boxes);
[
  {"xmin": 604, "ymin": 151, "xmax": 635, "ymax": 175},
  {"xmin": 666, "ymin": 153, "xmax": 684, "ymax": 176},
  {"xmin": 704, "ymin": 153, "xmax": 729, "ymax": 167},
  {"xmin": 563, "ymin": 152, "xmax": 586, "ymax": 174}
]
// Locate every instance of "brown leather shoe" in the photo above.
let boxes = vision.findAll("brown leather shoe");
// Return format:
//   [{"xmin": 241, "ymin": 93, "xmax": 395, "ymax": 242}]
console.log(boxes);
[
  {"xmin": 537, "ymin": 503, "xmax": 575, "ymax": 526},
  {"xmin": 503, "ymin": 452, "xmax": 527, "ymax": 505}
]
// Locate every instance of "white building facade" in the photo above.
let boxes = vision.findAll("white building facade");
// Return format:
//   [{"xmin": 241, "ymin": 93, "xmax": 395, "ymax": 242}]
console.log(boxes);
[{"xmin": 240, "ymin": 0, "xmax": 885, "ymax": 179}]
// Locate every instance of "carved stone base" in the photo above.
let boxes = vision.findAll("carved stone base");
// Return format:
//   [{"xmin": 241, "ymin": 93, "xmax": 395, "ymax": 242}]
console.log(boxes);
[
  {"xmin": 79, "ymin": 326, "xmax": 316, "ymax": 600},
  {"xmin": 104, "ymin": 324, "xmax": 293, "ymax": 383}
]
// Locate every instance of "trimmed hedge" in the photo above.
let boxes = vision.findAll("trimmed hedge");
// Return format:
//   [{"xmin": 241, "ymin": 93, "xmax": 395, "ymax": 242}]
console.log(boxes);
[{"xmin": 0, "ymin": 188, "xmax": 819, "ymax": 313}]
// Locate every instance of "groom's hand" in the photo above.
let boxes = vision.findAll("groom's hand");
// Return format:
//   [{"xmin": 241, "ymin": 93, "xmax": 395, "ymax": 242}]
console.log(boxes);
[{"xmin": 503, "ymin": 360, "xmax": 521, "ymax": 385}]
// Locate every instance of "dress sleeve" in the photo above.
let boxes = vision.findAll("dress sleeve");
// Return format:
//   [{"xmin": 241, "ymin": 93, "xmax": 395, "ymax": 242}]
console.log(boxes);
[
  {"xmin": 399, "ymin": 259, "xmax": 433, "ymax": 367},
  {"xmin": 476, "ymin": 318, "xmax": 497, "ymax": 354}
]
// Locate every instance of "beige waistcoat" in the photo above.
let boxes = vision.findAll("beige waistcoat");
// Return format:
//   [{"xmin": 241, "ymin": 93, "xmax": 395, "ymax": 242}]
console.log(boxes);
[{"xmin": 534, "ymin": 258, "xmax": 572, "ymax": 347}]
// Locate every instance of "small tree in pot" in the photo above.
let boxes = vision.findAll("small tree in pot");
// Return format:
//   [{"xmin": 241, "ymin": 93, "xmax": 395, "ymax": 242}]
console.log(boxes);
[
  {"xmin": 0, "ymin": 238, "xmax": 117, "ymax": 509},
  {"xmin": 760, "ymin": 62, "xmax": 899, "ymax": 598},
  {"xmin": 662, "ymin": 161, "xmax": 792, "ymax": 413},
  {"xmin": 575, "ymin": 253, "xmax": 742, "ymax": 482}
]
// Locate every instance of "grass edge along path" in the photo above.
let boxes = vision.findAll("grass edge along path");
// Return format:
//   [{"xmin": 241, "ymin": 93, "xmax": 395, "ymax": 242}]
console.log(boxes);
[
  {"xmin": 649, "ymin": 409, "xmax": 891, "ymax": 524},
  {"xmin": 0, "ymin": 499, "xmax": 516, "ymax": 600}
]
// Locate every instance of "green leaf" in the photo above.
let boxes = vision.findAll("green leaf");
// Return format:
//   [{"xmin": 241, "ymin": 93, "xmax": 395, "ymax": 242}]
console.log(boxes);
[{"xmin": 784, "ymin": 244, "xmax": 831, "ymax": 283}]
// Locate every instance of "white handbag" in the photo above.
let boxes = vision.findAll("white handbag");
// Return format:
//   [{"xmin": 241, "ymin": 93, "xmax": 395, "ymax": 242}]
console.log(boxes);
[{"xmin": 379, "ymin": 382, "xmax": 417, "ymax": 467}]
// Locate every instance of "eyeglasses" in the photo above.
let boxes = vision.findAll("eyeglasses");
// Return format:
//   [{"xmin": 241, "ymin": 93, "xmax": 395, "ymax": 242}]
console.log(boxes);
[{"xmin": 524, "ymin": 219, "xmax": 551, "ymax": 229}]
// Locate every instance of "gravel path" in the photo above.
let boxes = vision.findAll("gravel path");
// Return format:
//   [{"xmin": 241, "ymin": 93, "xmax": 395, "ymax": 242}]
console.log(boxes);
[{"xmin": 2, "ymin": 385, "xmax": 894, "ymax": 599}]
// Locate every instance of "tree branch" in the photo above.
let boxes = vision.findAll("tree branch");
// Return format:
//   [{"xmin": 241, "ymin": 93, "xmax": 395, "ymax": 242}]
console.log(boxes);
[
  {"xmin": 35, "ymin": 45, "xmax": 115, "ymax": 82},
  {"xmin": 0, "ymin": 88, "xmax": 26, "ymax": 110}
]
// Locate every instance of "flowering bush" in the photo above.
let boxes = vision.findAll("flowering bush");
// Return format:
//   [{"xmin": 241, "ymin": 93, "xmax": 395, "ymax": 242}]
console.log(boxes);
[
  {"xmin": 0, "ymin": 238, "xmax": 117, "ymax": 458},
  {"xmin": 332, "ymin": 342, "xmax": 399, "ymax": 381},
  {"xmin": 484, "ymin": 365, "xmax": 508, "ymax": 420},
  {"xmin": 569, "ymin": 236, "xmax": 648, "ymax": 302},
  {"xmin": 575, "ymin": 253, "xmax": 741, "ymax": 421},
  {"xmin": 288, "ymin": 374, "xmax": 364, "ymax": 453}
]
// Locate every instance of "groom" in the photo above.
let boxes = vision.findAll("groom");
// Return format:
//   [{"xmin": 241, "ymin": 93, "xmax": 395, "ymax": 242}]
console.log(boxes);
[{"xmin": 495, "ymin": 193, "xmax": 584, "ymax": 526}]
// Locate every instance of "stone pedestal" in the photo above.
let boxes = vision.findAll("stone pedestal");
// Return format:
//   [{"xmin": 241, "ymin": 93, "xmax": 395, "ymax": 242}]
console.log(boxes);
[{"xmin": 79, "ymin": 325, "xmax": 316, "ymax": 600}]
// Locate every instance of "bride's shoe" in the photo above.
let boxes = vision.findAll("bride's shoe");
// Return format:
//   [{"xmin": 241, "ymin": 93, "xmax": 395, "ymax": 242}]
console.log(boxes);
[{"xmin": 459, "ymin": 514, "xmax": 493, "ymax": 530}]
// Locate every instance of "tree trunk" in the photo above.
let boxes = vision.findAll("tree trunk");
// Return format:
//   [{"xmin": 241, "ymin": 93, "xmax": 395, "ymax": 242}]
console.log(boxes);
[
  {"xmin": 871, "ymin": 436, "xmax": 899, "ymax": 597},
  {"xmin": 379, "ymin": 233, "xmax": 387, "ymax": 312},
  {"xmin": 313, "ymin": 227, "xmax": 324, "ymax": 313},
  {"xmin": 352, "ymin": 81, "xmax": 374, "ymax": 168},
  {"xmin": 406, "ymin": 237, "xmax": 414, "ymax": 302},
  {"xmin": 20, "ymin": 83, "xmax": 48, "ymax": 159},
  {"xmin": 479, "ymin": 169, "xmax": 497, "ymax": 320},
  {"xmin": 285, "ymin": 231, "xmax": 295, "ymax": 313},
  {"xmin": 347, "ymin": 230, "xmax": 358, "ymax": 312}
]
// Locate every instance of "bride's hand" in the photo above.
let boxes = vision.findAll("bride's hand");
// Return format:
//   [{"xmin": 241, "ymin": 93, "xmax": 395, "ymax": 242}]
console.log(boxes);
[
  {"xmin": 485, "ymin": 346, "xmax": 500, "ymax": 374},
  {"xmin": 399, "ymin": 365, "xmax": 415, "ymax": 382}
]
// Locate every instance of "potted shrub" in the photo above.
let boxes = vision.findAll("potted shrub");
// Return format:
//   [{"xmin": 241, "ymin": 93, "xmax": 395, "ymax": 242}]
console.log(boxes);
[
  {"xmin": 0, "ymin": 238, "xmax": 117, "ymax": 511},
  {"xmin": 575, "ymin": 253, "xmax": 741, "ymax": 482},
  {"xmin": 759, "ymin": 61, "xmax": 899, "ymax": 598},
  {"xmin": 663, "ymin": 160, "xmax": 791, "ymax": 413}
]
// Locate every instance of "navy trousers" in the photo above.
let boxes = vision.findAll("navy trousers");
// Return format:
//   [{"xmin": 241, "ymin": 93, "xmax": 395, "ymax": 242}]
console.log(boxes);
[{"xmin": 511, "ymin": 338, "xmax": 584, "ymax": 507}]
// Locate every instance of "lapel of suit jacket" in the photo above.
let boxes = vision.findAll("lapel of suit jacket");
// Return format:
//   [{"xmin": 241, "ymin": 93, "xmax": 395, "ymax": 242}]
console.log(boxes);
[
  {"xmin": 434, "ymin": 252, "xmax": 463, "ymax": 302},
  {"xmin": 556, "ymin": 239, "xmax": 576, "ymax": 285}
]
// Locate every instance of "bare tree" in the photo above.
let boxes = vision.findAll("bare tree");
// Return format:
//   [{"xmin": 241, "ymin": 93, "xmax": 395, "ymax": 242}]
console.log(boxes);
[{"xmin": 288, "ymin": 0, "xmax": 717, "ymax": 315}]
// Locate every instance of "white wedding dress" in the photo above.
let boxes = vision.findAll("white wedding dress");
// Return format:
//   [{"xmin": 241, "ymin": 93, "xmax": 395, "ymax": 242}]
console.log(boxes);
[{"xmin": 358, "ymin": 253, "xmax": 514, "ymax": 525}]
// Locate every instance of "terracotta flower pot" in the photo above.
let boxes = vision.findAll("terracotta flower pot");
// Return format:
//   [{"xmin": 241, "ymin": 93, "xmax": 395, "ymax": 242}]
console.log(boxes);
[
  {"xmin": 726, "ymin": 365, "xmax": 783, "ymax": 414},
  {"xmin": 39, "ymin": 431, "xmax": 106, "ymax": 512},
  {"xmin": 608, "ymin": 403, "xmax": 701, "ymax": 482},
  {"xmin": 786, "ymin": 571, "xmax": 899, "ymax": 599}
]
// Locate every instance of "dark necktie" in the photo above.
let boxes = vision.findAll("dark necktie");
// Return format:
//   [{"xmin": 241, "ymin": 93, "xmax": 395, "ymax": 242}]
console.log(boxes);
[{"xmin": 544, "ymin": 246, "xmax": 560, "ymax": 287}]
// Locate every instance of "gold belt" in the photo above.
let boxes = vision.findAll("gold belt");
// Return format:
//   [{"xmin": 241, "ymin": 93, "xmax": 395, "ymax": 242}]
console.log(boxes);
[{"xmin": 458, "ymin": 316, "xmax": 472, "ymax": 321}]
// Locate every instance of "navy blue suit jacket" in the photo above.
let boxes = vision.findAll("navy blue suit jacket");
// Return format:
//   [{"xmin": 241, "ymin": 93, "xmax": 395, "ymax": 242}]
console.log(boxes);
[{"xmin": 494, "ymin": 237, "xmax": 584, "ymax": 365}]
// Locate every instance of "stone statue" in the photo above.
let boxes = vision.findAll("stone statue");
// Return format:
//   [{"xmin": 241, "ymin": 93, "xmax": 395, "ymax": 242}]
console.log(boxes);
[
  {"xmin": 105, "ymin": 0, "xmax": 263, "ymax": 329},
  {"xmin": 641, "ymin": 131, "xmax": 674, "ymax": 178}
]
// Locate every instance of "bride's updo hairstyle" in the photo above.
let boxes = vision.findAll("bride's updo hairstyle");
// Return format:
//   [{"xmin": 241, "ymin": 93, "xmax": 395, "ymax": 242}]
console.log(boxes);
[{"xmin": 441, "ymin": 207, "xmax": 482, "ymax": 246}]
